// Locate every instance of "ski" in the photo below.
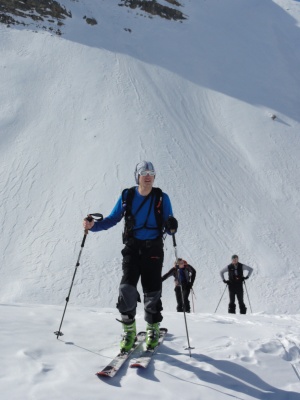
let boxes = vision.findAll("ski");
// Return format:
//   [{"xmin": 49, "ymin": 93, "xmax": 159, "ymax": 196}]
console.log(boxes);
[
  {"xmin": 96, "ymin": 331, "xmax": 146, "ymax": 378},
  {"xmin": 129, "ymin": 328, "xmax": 168, "ymax": 369}
]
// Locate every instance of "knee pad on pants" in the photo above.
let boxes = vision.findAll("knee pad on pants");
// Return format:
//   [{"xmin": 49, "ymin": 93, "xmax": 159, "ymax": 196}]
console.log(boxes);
[
  {"xmin": 117, "ymin": 283, "xmax": 139, "ymax": 317},
  {"xmin": 144, "ymin": 290, "xmax": 163, "ymax": 323}
]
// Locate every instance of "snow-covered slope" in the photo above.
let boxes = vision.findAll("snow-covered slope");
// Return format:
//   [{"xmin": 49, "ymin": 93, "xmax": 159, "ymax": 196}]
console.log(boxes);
[
  {"xmin": 0, "ymin": 0, "xmax": 300, "ymax": 316},
  {"xmin": 1, "ymin": 1, "xmax": 300, "ymax": 398}
]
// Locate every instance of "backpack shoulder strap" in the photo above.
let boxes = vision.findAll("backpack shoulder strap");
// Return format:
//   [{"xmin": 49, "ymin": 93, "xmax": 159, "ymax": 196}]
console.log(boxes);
[
  {"xmin": 152, "ymin": 187, "xmax": 163, "ymax": 229},
  {"xmin": 122, "ymin": 187, "xmax": 164, "ymax": 235},
  {"xmin": 122, "ymin": 186, "xmax": 136, "ymax": 215}
]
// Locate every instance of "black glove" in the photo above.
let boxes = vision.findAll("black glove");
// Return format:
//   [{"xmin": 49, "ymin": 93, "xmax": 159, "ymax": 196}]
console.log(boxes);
[
  {"xmin": 223, "ymin": 279, "xmax": 229, "ymax": 284},
  {"xmin": 244, "ymin": 276, "xmax": 249, "ymax": 280},
  {"xmin": 165, "ymin": 216, "xmax": 178, "ymax": 233}
]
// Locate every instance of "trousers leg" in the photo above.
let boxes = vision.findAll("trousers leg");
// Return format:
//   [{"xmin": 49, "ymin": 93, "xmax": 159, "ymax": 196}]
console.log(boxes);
[
  {"xmin": 182, "ymin": 287, "xmax": 191, "ymax": 312},
  {"xmin": 175, "ymin": 286, "xmax": 183, "ymax": 311},
  {"xmin": 236, "ymin": 285, "xmax": 247, "ymax": 314},
  {"xmin": 228, "ymin": 287, "xmax": 236, "ymax": 313},
  {"xmin": 117, "ymin": 245, "xmax": 140, "ymax": 321},
  {"xmin": 140, "ymin": 244, "xmax": 164, "ymax": 323}
]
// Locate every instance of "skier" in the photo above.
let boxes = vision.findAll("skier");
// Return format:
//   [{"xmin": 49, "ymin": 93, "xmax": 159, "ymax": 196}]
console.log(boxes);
[
  {"xmin": 162, "ymin": 258, "xmax": 196, "ymax": 312},
  {"xmin": 220, "ymin": 255, "xmax": 253, "ymax": 314},
  {"xmin": 83, "ymin": 161, "xmax": 178, "ymax": 352}
]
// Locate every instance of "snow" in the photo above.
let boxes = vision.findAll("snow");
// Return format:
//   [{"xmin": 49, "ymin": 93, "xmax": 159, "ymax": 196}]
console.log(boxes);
[
  {"xmin": 1, "ymin": 305, "xmax": 300, "ymax": 398},
  {"xmin": 0, "ymin": 0, "xmax": 300, "ymax": 398}
]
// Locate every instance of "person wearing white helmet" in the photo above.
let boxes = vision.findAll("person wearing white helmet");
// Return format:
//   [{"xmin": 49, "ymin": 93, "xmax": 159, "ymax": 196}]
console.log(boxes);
[{"xmin": 83, "ymin": 161, "xmax": 177, "ymax": 351}]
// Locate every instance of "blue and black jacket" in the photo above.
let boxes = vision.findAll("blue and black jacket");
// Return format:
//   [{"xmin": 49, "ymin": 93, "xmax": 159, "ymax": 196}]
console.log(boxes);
[{"xmin": 91, "ymin": 186, "xmax": 174, "ymax": 240}]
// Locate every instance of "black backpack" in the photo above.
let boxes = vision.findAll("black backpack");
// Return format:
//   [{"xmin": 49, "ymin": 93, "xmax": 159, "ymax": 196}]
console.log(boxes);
[
  {"xmin": 228, "ymin": 263, "xmax": 244, "ymax": 283},
  {"xmin": 121, "ymin": 186, "xmax": 163, "ymax": 243}
]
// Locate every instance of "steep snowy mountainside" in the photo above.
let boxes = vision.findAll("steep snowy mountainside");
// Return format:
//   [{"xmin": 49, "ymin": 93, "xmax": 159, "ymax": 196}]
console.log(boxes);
[{"xmin": 0, "ymin": 0, "xmax": 300, "ymax": 314}]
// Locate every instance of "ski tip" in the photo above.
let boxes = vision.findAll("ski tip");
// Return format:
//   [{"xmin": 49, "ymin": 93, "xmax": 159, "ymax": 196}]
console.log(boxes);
[
  {"xmin": 96, "ymin": 371, "xmax": 113, "ymax": 378},
  {"xmin": 130, "ymin": 363, "xmax": 146, "ymax": 369}
]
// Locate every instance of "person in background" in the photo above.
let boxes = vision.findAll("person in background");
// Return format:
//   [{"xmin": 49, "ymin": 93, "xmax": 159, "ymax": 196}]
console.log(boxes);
[
  {"xmin": 162, "ymin": 258, "xmax": 196, "ymax": 313},
  {"xmin": 83, "ymin": 161, "xmax": 178, "ymax": 352},
  {"xmin": 220, "ymin": 255, "xmax": 253, "ymax": 314}
]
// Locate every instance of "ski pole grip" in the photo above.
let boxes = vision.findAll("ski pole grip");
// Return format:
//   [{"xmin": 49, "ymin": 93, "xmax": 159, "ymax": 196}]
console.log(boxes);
[
  {"xmin": 83, "ymin": 213, "xmax": 103, "ymax": 235},
  {"xmin": 85, "ymin": 213, "xmax": 103, "ymax": 223},
  {"xmin": 84, "ymin": 216, "xmax": 93, "ymax": 236},
  {"xmin": 89, "ymin": 213, "xmax": 103, "ymax": 221}
]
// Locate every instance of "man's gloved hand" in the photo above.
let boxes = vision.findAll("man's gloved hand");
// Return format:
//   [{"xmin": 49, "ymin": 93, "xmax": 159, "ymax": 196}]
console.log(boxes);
[
  {"xmin": 223, "ymin": 279, "xmax": 229, "ymax": 284},
  {"xmin": 165, "ymin": 216, "xmax": 178, "ymax": 233},
  {"xmin": 83, "ymin": 215, "xmax": 94, "ymax": 230},
  {"xmin": 243, "ymin": 276, "xmax": 249, "ymax": 280}
]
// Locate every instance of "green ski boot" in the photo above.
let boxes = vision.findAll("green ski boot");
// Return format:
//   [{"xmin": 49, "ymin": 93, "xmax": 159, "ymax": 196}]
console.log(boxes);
[
  {"xmin": 120, "ymin": 320, "xmax": 136, "ymax": 353},
  {"xmin": 145, "ymin": 322, "xmax": 160, "ymax": 349}
]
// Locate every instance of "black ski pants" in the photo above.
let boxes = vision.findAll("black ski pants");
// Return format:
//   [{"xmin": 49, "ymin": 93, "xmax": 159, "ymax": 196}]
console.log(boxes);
[
  {"xmin": 228, "ymin": 283, "xmax": 246, "ymax": 314},
  {"xmin": 175, "ymin": 285, "xmax": 191, "ymax": 312},
  {"xmin": 117, "ymin": 238, "xmax": 164, "ymax": 324}
]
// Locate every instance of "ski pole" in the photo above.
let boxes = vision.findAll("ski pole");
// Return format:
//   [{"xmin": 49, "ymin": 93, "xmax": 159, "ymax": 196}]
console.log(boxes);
[
  {"xmin": 244, "ymin": 280, "xmax": 253, "ymax": 313},
  {"xmin": 54, "ymin": 213, "xmax": 103, "ymax": 339},
  {"xmin": 214, "ymin": 284, "xmax": 228, "ymax": 313},
  {"xmin": 191, "ymin": 287, "xmax": 196, "ymax": 313},
  {"xmin": 172, "ymin": 234, "xmax": 194, "ymax": 357}
]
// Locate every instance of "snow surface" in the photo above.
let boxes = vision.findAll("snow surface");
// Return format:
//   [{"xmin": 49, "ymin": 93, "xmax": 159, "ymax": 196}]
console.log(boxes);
[
  {"xmin": 1, "ymin": 0, "xmax": 300, "ymax": 398},
  {"xmin": 1, "ymin": 304, "xmax": 300, "ymax": 399}
]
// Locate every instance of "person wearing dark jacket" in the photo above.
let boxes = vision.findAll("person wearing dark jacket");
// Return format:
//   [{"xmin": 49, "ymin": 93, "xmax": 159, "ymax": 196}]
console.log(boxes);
[
  {"xmin": 220, "ymin": 255, "xmax": 253, "ymax": 314},
  {"xmin": 162, "ymin": 258, "xmax": 196, "ymax": 312}
]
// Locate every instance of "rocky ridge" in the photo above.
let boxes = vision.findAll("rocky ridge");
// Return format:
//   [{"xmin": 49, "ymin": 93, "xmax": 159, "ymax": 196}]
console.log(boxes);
[{"xmin": 0, "ymin": 0, "xmax": 186, "ymax": 36}]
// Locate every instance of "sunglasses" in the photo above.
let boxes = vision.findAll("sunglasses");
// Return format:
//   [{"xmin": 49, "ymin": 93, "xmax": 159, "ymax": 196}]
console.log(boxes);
[{"xmin": 140, "ymin": 170, "xmax": 156, "ymax": 176}]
